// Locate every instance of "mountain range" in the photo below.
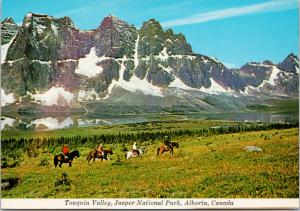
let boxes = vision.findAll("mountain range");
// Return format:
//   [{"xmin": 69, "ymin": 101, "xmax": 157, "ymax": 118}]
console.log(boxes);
[{"xmin": 1, "ymin": 13, "xmax": 299, "ymax": 114}]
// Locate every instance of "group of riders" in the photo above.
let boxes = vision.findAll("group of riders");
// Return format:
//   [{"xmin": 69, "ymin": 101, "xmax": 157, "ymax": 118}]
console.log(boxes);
[{"xmin": 61, "ymin": 136, "xmax": 173, "ymax": 159}]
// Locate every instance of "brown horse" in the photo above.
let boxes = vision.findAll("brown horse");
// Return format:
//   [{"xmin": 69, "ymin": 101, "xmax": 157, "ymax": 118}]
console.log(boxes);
[
  {"xmin": 87, "ymin": 149, "xmax": 113, "ymax": 163},
  {"xmin": 157, "ymin": 142, "xmax": 179, "ymax": 155},
  {"xmin": 54, "ymin": 150, "xmax": 80, "ymax": 168}
]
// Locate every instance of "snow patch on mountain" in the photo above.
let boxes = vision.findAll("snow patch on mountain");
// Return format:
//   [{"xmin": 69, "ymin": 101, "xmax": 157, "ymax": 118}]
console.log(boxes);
[
  {"xmin": 242, "ymin": 85, "xmax": 259, "ymax": 95},
  {"xmin": 29, "ymin": 87, "xmax": 74, "ymax": 106},
  {"xmin": 77, "ymin": 89, "xmax": 101, "ymax": 102},
  {"xmin": 1, "ymin": 88, "xmax": 16, "ymax": 106},
  {"xmin": 36, "ymin": 25, "xmax": 46, "ymax": 34},
  {"xmin": 158, "ymin": 47, "xmax": 169, "ymax": 61},
  {"xmin": 120, "ymin": 75, "xmax": 163, "ymax": 97},
  {"xmin": 75, "ymin": 47, "xmax": 103, "ymax": 77},
  {"xmin": 134, "ymin": 34, "xmax": 140, "ymax": 69},
  {"xmin": 1, "ymin": 117, "xmax": 15, "ymax": 130},
  {"xmin": 258, "ymin": 66, "xmax": 281, "ymax": 88},
  {"xmin": 169, "ymin": 77, "xmax": 194, "ymax": 90},
  {"xmin": 51, "ymin": 23, "xmax": 59, "ymax": 35},
  {"xmin": 200, "ymin": 79, "xmax": 233, "ymax": 95},
  {"xmin": 1, "ymin": 35, "xmax": 16, "ymax": 63},
  {"xmin": 209, "ymin": 57, "xmax": 221, "ymax": 64},
  {"xmin": 104, "ymin": 56, "xmax": 163, "ymax": 98},
  {"xmin": 28, "ymin": 117, "xmax": 73, "ymax": 130},
  {"xmin": 291, "ymin": 56, "xmax": 300, "ymax": 73}
]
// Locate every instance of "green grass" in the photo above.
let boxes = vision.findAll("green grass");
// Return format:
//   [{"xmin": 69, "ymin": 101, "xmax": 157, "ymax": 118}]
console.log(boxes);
[
  {"xmin": 1, "ymin": 119, "xmax": 237, "ymax": 139},
  {"xmin": 247, "ymin": 98, "xmax": 299, "ymax": 113},
  {"xmin": 2, "ymin": 128, "xmax": 298, "ymax": 198}
]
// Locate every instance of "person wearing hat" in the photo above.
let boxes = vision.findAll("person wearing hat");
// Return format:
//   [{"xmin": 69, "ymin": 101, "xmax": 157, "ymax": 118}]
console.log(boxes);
[
  {"xmin": 132, "ymin": 141, "xmax": 139, "ymax": 155},
  {"xmin": 62, "ymin": 144, "xmax": 70, "ymax": 159}
]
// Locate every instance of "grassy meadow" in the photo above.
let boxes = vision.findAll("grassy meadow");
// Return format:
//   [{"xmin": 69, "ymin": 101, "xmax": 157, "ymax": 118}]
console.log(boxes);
[{"xmin": 1, "ymin": 120, "xmax": 298, "ymax": 198}]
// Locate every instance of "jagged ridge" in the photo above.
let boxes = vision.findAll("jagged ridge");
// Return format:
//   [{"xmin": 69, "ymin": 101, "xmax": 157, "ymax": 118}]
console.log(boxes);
[{"xmin": 1, "ymin": 13, "xmax": 299, "ymax": 110}]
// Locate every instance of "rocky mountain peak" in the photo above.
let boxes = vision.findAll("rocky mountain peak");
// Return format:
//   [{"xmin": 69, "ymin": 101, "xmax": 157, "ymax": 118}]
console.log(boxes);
[
  {"xmin": 1, "ymin": 17, "xmax": 19, "ymax": 45},
  {"xmin": 2, "ymin": 17, "xmax": 16, "ymax": 24},
  {"xmin": 141, "ymin": 19, "xmax": 164, "ymax": 31},
  {"xmin": 1, "ymin": 13, "xmax": 298, "ymax": 105},
  {"xmin": 262, "ymin": 60, "xmax": 274, "ymax": 66},
  {"xmin": 96, "ymin": 15, "xmax": 137, "ymax": 58},
  {"xmin": 57, "ymin": 16, "xmax": 75, "ymax": 28},
  {"xmin": 99, "ymin": 15, "xmax": 129, "ymax": 30},
  {"xmin": 278, "ymin": 53, "xmax": 299, "ymax": 73}
]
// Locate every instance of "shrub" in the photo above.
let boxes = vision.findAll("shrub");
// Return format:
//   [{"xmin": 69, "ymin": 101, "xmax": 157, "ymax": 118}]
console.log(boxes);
[
  {"xmin": 55, "ymin": 172, "xmax": 71, "ymax": 192},
  {"xmin": 38, "ymin": 157, "xmax": 49, "ymax": 166}
]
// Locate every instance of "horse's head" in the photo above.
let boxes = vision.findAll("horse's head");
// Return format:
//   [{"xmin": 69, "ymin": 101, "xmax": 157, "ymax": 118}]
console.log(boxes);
[
  {"xmin": 106, "ymin": 149, "xmax": 113, "ymax": 155},
  {"xmin": 74, "ymin": 150, "xmax": 80, "ymax": 158},
  {"xmin": 140, "ymin": 146, "xmax": 147, "ymax": 154}
]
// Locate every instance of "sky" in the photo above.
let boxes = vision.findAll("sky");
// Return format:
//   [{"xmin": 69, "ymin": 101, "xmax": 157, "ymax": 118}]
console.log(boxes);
[{"xmin": 2, "ymin": 0, "xmax": 299, "ymax": 67}]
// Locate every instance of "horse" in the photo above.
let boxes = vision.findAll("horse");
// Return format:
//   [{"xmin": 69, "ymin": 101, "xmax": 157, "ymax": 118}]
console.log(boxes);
[
  {"xmin": 54, "ymin": 150, "xmax": 80, "ymax": 168},
  {"xmin": 86, "ymin": 149, "xmax": 113, "ymax": 163},
  {"xmin": 125, "ymin": 146, "xmax": 148, "ymax": 160},
  {"xmin": 157, "ymin": 141, "xmax": 179, "ymax": 155}
]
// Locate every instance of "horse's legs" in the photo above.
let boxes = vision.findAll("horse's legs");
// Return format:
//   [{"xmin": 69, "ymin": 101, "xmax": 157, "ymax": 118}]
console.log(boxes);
[
  {"xmin": 59, "ymin": 161, "xmax": 62, "ymax": 168},
  {"xmin": 69, "ymin": 161, "xmax": 72, "ymax": 167},
  {"xmin": 54, "ymin": 157, "xmax": 57, "ymax": 168},
  {"xmin": 157, "ymin": 147, "xmax": 160, "ymax": 155}
]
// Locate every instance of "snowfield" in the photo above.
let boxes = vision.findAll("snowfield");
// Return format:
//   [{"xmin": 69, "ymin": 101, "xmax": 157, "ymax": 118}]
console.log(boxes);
[
  {"xmin": 200, "ymin": 78, "xmax": 233, "ymax": 95},
  {"xmin": 258, "ymin": 66, "xmax": 281, "ymax": 88},
  {"xmin": 168, "ymin": 77, "xmax": 194, "ymax": 90},
  {"xmin": 1, "ymin": 88, "xmax": 16, "ymax": 106},
  {"xmin": 77, "ymin": 89, "xmax": 101, "ymax": 102},
  {"xmin": 75, "ymin": 47, "xmax": 103, "ymax": 77},
  {"xmin": 1, "ymin": 35, "xmax": 16, "ymax": 64},
  {"xmin": 30, "ymin": 87, "xmax": 74, "ymax": 106}
]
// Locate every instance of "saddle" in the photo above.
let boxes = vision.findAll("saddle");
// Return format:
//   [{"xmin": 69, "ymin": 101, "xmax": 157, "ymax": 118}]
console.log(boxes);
[
  {"xmin": 58, "ymin": 154, "xmax": 68, "ymax": 161},
  {"xmin": 132, "ymin": 150, "xmax": 139, "ymax": 157}
]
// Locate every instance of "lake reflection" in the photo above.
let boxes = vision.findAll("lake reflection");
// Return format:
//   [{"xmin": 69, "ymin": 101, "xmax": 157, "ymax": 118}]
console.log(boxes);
[{"xmin": 1, "ymin": 111, "xmax": 298, "ymax": 131}]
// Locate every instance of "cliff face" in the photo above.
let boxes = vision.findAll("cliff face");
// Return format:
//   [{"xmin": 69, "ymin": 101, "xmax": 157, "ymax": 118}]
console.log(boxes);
[{"xmin": 1, "ymin": 13, "xmax": 299, "ymax": 110}]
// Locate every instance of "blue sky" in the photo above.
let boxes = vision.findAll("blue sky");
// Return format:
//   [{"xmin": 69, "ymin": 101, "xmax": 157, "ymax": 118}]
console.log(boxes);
[{"xmin": 2, "ymin": 0, "xmax": 299, "ymax": 67}]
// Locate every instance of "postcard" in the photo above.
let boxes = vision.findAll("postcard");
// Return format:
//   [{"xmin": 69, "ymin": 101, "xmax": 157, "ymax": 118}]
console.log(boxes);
[{"xmin": 1, "ymin": 0, "xmax": 299, "ymax": 209}]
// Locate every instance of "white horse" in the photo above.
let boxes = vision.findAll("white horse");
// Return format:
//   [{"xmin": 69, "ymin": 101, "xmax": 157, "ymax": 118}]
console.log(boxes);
[{"xmin": 125, "ymin": 146, "xmax": 147, "ymax": 160}]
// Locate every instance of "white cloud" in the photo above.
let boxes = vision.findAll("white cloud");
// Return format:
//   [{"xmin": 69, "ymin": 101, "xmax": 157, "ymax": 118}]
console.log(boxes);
[{"xmin": 161, "ymin": 0, "xmax": 298, "ymax": 27}]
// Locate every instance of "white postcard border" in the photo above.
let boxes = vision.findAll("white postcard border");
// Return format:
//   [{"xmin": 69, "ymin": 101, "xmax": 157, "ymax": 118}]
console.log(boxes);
[{"xmin": 1, "ymin": 198, "xmax": 299, "ymax": 209}]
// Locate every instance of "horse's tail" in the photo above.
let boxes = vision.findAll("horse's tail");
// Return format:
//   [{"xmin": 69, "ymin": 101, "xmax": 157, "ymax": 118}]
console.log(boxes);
[
  {"xmin": 86, "ymin": 153, "xmax": 91, "ymax": 163},
  {"xmin": 157, "ymin": 147, "xmax": 160, "ymax": 155},
  {"xmin": 54, "ymin": 156, "xmax": 58, "ymax": 168},
  {"xmin": 125, "ymin": 153, "xmax": 127, "ymax": 160}
]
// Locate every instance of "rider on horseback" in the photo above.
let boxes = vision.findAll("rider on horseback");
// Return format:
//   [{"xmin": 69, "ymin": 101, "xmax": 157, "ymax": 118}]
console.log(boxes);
[
  {"xmin": 62, "ymin": 144, "xmax": 70, "ymax": 159},
  {"xmin": 132, "ymin": 141, "xmax": 140, "ymax": 155},
  {"xmin": 96, "ymin": 143, "xmax": 105, "ymax": 157},
  {"xmin": 164, "ymin": 136, "xmax": 172, "ymax": 150}
]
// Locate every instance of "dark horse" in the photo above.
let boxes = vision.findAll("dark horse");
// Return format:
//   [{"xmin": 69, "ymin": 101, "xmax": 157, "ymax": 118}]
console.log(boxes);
[
  {"xmin": 54, "ymin": 150, "xmax": 80, "ymax": 168},
  {"xmin": 87, "ymin": 149, "xmax": 113, "ymax": 163},
  {"xmin": 157, "ymin": 142, "xmax": 179, "ymax": 155}
]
